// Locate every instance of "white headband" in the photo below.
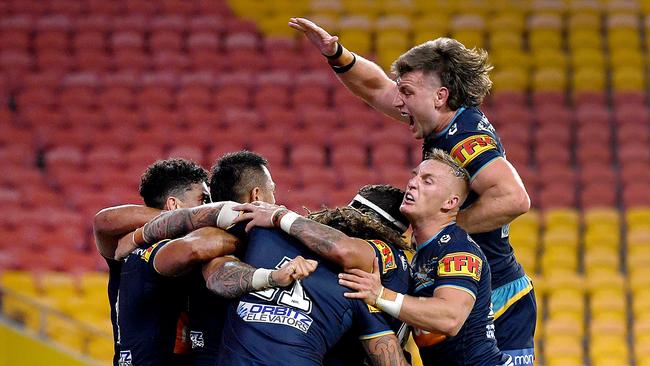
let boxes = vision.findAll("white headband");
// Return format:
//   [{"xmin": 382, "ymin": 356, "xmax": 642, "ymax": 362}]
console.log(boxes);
[{"xmin": 349, "ymin": 194, "xmax": 408, "ymax": 232}]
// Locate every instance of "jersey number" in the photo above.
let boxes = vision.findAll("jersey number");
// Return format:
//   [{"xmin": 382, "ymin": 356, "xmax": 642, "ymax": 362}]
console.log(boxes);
[{"xmin": 252, "ymin": 256, "xmax": 313, "ymax": 313}]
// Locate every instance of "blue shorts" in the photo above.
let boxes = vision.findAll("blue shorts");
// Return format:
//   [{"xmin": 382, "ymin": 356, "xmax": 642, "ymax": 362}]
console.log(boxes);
[{"xmin": 492, "ymin": 277, "xmax": 537, "ymax": 365}]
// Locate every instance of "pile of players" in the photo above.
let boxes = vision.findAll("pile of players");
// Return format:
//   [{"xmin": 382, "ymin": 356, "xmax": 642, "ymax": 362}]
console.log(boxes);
[{"xmin": 93, "ymin": 18, "xmax": 536, "ymax": 366}]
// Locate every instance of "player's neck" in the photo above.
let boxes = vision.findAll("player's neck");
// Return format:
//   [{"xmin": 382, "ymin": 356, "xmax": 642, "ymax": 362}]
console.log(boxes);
[
  {"xmin": 412, "ymin": 215, "xmax": 455, "ymax": 247},
  {"xmin": 432, "ymin": 109, "xmax": 456, "ymax": 134}
]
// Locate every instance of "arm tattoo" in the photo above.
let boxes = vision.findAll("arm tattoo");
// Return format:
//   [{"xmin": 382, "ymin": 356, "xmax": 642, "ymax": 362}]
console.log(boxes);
[
  {"xmin": 363, "ymin": 336, "xmax": 406, "ymax": 366},
  {"xmin": 206, "ymin": 261, "xmax": 257, "ymax": 299},
  {"xmin": 290, "ymin": 218, "xmax": 347, "ymax": 257},
  {"xmin": 143, "ymin": 204, "xmax": 224, "ymax": 242}
]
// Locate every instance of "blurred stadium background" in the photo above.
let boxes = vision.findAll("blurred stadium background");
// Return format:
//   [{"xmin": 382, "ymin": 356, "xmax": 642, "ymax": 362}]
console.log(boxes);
[{"xmin": 0, "ymin": 0, "xmax": 649, "ymax": 365}]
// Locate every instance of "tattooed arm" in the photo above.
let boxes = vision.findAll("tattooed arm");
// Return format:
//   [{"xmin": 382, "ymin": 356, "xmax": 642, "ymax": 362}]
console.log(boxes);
[
  {"xmin": 362, "ymin": 335, "xmax": 410, "ymax": 366},
  {"xmin": 152, "ymin": 227, "xmax": 239, "ymax": 277},
  {"xmin": 202, "ymin": 255, "xmax": 318, "ymax": 298},
  {"xmin": 232, "ymin": 202, "xmax": 375, "ymax": 271},
  {"xmin": 93, "ymin": 205, "xmax": 161, "ymax": 260},
  {"xmin": 114, "ymin": 201, "xmax": 240, "ymax": 260}
]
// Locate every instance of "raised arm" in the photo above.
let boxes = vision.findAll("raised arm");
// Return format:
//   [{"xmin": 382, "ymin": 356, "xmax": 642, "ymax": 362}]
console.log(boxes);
[
  {"xmin": 340, "ymin": 259, "xmax": 475, "ymax": 337},
  {"xmin": 289, "ymin": 17, "xmax": 406, "ymax": 123},
  {"xmin": 362, "ymin": 335, "xmax": 410, "ymax": 366},
  {"xmin": 232, "ymin": 202, "xmax": 376, "ymax": 271},
  {"xmin": 152, "ymin": 227, "xmax": 239, "ymax": 277},
  {"xmin": 114, "ymin": 201, "xmax": 240, "ymax": 259},
  {"xmin": 457, "ymin": 158, "xmax": 530, "ymax": 233},
  {"xmin": 93, "ymin": 204, "xmax": 161, "ymax": 259},
  {"xmin": 202, "ymin": 255, "xmax": 318, "ymax": 298}
]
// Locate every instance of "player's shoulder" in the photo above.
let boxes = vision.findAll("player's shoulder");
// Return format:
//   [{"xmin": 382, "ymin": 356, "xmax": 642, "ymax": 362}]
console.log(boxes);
[
  {"xmin": 366, "ymin": 239, "xmax": 407, "ymax": 274},
  {"xmin": 125, "ymin": 239, "xmax": 171, "ymax": 266},
  {"xmin": 441, "ymin": 225, "xmax": 483, "ymax": 255},
  {"xmin": 453, "ymin": 107, "xmax": 496, "ymax": 136}
]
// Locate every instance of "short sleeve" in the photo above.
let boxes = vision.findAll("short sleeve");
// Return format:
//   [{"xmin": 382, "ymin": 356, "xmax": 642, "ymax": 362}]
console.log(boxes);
[
  {"xmin": 434, "ymin": 241, "xmax": 484, "ymax": 299},
  {"xmin": 448, "ymin": 131, "xmax": 502, "ymax": 178},
  {"xmin": 366, "ymin": 240, "xmax": 398, "ymax": 275},
  {"xmin": 140, "ymin": 239, "xmax": 171, "ymax": 274},
  {"xmin": 351, "ymin": 300, "xmax": 394, "ymax": 341}
]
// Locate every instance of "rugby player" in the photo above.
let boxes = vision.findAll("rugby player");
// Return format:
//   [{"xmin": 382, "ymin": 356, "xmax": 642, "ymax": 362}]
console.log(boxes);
[{"xmin": 292, "ymin": 18, "xmax": 535, "ymax": 363}]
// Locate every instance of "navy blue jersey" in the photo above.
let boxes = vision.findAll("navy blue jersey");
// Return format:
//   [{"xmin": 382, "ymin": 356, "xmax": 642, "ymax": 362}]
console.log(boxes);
[
  {"xmin": 117, "ymin": 240, "xmax": 190, "ymax": 366},
  {"xmin": 218, "ymin": 228, "xmax": 394, "ymax": 366},
  {"xmin": 186, "ymin": 269, "xmax": 229, "ymax": 365},
  {"xmin": 324, "ymin": 239, "xmax": 411, "ymax": 366},
  {"xmin": 422, "ymin": 107, "xmax": 525, "ymax": 288},
  {"xmin": 106, "ymin": 258, "xmax": 121, "ymax": 366},
  {"xmin": 411, "ymin": 223, "xmax": 503, "ymax": 366}
]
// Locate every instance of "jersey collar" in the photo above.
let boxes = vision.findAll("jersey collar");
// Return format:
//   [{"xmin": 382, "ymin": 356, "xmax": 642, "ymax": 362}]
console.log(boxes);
[
  {"xmin": 429, "ymin": 106, "xmax": 467, "ymax": 139},
  {"xmin": 416, "ymin": 222, "xmax": 455, "ymax": 252}
]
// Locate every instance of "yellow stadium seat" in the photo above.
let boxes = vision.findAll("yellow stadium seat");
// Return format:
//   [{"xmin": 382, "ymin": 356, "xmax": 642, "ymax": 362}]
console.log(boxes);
[
  {"xmin": 591, "ymin": 355, "xmax": 630, "ymax": 366},
  {"xmin": 587, "ymin": 272, "xmax": 626, "ymax": 294},
  {"xmin": 38, "ymin": 271, "xmax": 79, "ymax": 297},
  {"xmin": 544, "ymin": 208, "xmax": 580, "ymax": 230},
  {"xmin": 532, "ymin": 67, "xmax": 567, "ymax": 92},
  {"xmin": 341, "ymin": 0, "xmax": 381, "ymax": 19},
  {"xmin": 338, "ymin": 15, "xmax": 373, "ymax": 55},
  {"xmin": 0, "ymin": 270, "xmax": 38, "ymax": 294},
  {"xmin": 541, "ymin": 247, "xmax": 578, "ymax": 275},
  {"xmin": 379, "ymin": 0, "xmax": 416, "ymax": 17},
  {"xmin": 630, "ymin": 271, "xmax": 650, "ymax": 296},
  {"xmin": 572, "ymin": 67, "xmax": 606, "ymax": 93},
  {"xmin": 568, "ymin": 0, "xmax": 602, "ymax": 15},
  {"xmin": 489, "ymin": 30, "xmax": 523, "ymax": 50},
  {"xmin": 626, "ymin": 208, "xmax": 650, "ymax": 230},
  {"xmin": 568, "ymin": 13, "xmax": 601, "ymax": 31},
  {"xmin": 450, "ymin": 14, "xmax": 485, "ymax": 49},
  {"xmin": 515, "ymin": 246, "xmax": 537, "ymax": 274},
  {"xmin": 584, "ymin": 247, "xmax": 619, "ymax": 275},
  {"xmin": 451, "ymin": 30, "xmax": 485, "ymax": 49},
  {"xmin": 632, "ymin": 291, "xmax": 650, "ymax": 320},
  {"xmin": 45, "ymin": 315, "xmax": 88, "ymax": 353},
  {"xmin": 490, "ymin": 67, "xmax": 529, "ymax": 93},
  {"xmin": 531, "ymin": 49, "xmax": 568, "ymax": 71},
  {"xmin": 634, "ymin": 320, "xmax": 650, "ymax": 345},
  {"xmin": 584, "ymin": 208, "xmax": 620, "ymax": 228},
  {"xmin": 608, "ymin": 29, "xmax": 641, "ymax": 51},
  {"xmin": 613, "ymin": 67, "xmax": 646, "ymax": 92},
  {"xmin": 544, "ymin": 271, "xmax": 585, "ymax": 293},
  {"xmin": 488, "ymin": 12, "xmax": 525, "ymax": 33},
  {"xmin": 590, "ymin": 335, "xmax": 629, "ymax": 361},
  {"xmin": 611, "ymin": 50, "xmax": 645, "ymax": 69},
  {"xmin": 545, "ymin": 335, "xmax": 584, "ymax": 365},
  {"xmin": 629, "ymin": 250, "xmax": 650, "ymax": 278},
  {"xmin": 455, "ymin": 0, "xmax": 491, "ymax": 16},
  {"xmin": 571, "ymin": 48, "xmax": 607, "ymax": 69},
  {"xmin": 628, "ymin": 229, "xmax": 650, "ymax": 247},
  {"xmin": 509, "ymin": 209, "xmax": 540, "ymax": 240},
  {"xmin": 542, "ymin": 228, "xmax": 579, "ymax": 250},
  {"xmin": 87, "ymin": 333, "xmax": 114, "ymax": 364},
  {"xmin": 412, "ymin": 13, "xmax": 450, "ymax": 34},
  {"xmin": 590, "ymin": 318, "xmax": 627, "ymax": 338},
  {"xmin": 583, "ymin": 227, "xmax": 620, "ymax": 250},
  {"xmin": 545, "ymin": 317, "xmax": 584, "ymax": 338},
  {"xmin": 547, "ymin": 292, "xmax": 585, "ymax": 322},
  {"xmin": 308, "ymin": 1, "xmax": 342, "ymax": 20},
  {"xmin": 529, "ymin": 29, "xmax": 563, "ymax": 51}
]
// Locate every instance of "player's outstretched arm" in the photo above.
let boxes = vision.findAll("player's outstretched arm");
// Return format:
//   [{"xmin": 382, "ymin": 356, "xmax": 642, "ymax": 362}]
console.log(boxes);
[
  {"xmin": 202, "ymin": 255, "xmax": 318, "ymax": 298},
  {"xmin": 93, "ymin": 204, "xmax": 161, "ymax": 260},
  {"xmin": 113, "ymin": 201, "xmax": 241, "ymax": 260},
  {"xmin": 457, "ymin": 158, "xmax": 530, "ymax": 233},
  {"xmin": 289, "ymin": 17, "xmax": 406, "ymax": 124},
  {"xmin": 340, "ymin": 259, "xmax": 474, "ymax": 337},
  {"xmin": 362, "ymin": 334, "xmax": 410, "ymax": 366},
  {"xmin": 152, "ymin": 227, "xmax": 239, "ymax": 277},
  {"xmin": 233, "ymin": 202, "xmax": 376, "ymax": 271}
]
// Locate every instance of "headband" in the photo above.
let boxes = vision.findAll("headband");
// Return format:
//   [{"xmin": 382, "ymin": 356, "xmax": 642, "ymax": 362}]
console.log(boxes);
[{"xmin": 349, "ymin": 194, "xmax": 408, "ymax": 232}]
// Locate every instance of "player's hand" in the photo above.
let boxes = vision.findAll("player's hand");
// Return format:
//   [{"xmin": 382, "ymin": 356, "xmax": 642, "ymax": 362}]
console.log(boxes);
[
  {"xmin": 271, "ymin": 255, "xmax": 318, "ymax": 287},
  {"xmin": 339, "ymin": 258, "xmax": 383, "ymax": 306},
  {"xmin": 232, "ymin": 201, "xmax": 286, "ymax": 232},
  {"xmin": 289, "ymin": 17, "xmax": 339, "ymax": 56}
]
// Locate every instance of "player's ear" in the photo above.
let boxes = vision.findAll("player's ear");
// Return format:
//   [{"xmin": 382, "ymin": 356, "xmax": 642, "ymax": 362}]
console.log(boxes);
[
  {"xmin": 165, "ymin": 196, "xmax": 181, "ymax": 210},
  {"xmin": 442, "ymin": 194, "xmax": 460, "ymax": 211},
  {"xmin": 434, "ymin": 87, "xmax": 449, "ymax": 108},
  {"xmin": 249, "ymin": 186, "xmax": 261, "ymax": 203}
]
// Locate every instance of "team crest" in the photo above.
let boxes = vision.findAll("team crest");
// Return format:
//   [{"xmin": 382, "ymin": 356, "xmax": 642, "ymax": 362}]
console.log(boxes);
[{"xmin": 439, "ymin": 235, "xmax": 451, "ymax": 244}]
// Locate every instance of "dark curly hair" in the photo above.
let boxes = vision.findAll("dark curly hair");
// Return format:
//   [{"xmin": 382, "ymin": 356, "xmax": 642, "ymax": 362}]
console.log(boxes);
[
  {"xmin": 308, "ymin": 206, "xmax": 411, "ymax": 251},
  {"xmin": 209, "ymin": 150, "xmax": 269, "ymax": 202},
  {"xmin": 352, "ymin": 184, "xmax": 409, "ymax": 234},
  {"xmin": 139, "ymin": 158, "xmax": 208, "ymax": 209}
]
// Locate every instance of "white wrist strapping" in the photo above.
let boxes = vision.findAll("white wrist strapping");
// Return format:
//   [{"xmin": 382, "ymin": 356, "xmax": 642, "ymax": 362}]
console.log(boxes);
[
  {"xmin": 280, "ymin": 211, "xmax": 301, "ymax": 234},
  {"xmin": 216, "ymin": 201, "xmax": 242, "ymax": 229},
  {"xmin": 375, "ymin": 288, "xmax": 404, "ymax": 318},
  {"xmin": 251, "ymin": 268, "xmax": 274, "ymax": 290}
]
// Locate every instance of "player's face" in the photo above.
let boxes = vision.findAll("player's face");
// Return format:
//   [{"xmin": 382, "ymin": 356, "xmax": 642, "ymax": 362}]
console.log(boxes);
[
  {"xmin": 393, "ymin": 71, "xmax": 444, "ymax": 140},
  {"xmin": 179, "ymin": 182, "xmax": 212, "ymax": 208},
  {"xmin": 257, "ymin": 166, "xmax": 276, "ymax": 204},
  {"xmin": 400, "ymin": 160, "xmax": 456, "ymax": 221}
]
